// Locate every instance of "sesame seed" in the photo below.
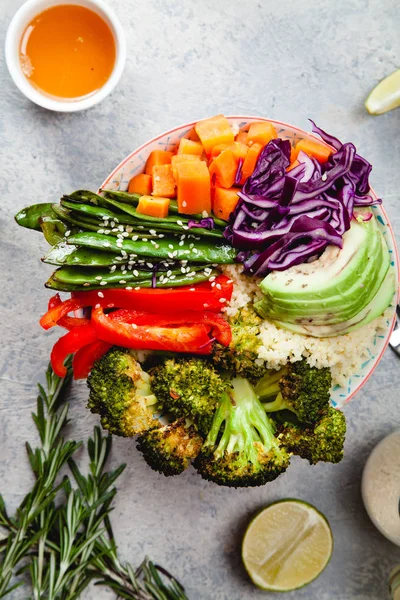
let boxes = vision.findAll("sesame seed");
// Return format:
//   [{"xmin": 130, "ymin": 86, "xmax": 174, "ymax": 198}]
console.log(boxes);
[
  {"xmin": 182, "ymin": 201, "xmax": 187, "ymax": 207},
  {"xmin": 168, "ymin": 252, "xmax": 174, "ymax": 259},
  {"xmin": 146, "ymin": 263, "xmax": 153, "ymax": 268},
  {"xmin": 132, "ymin": 235, "xmax": 139, "ymax": 241},
  {"xmin": 154, "ymin": 243, "xmax": 160, "ymax": 249},
  {"xmin": 135, "ymin": 287, "xmax": 140, "ymax": 290},
  {"xmin": 95, "ymin": 276, "xmax": 103, "ymax": 281},
  {"xmin": 189, "ymin": 243, "xmax": 194, "ymax": 248},
  {"xmin": 95, "ymin": 303, "xmax": 101, "ymax": 308},
  {"xmin": 122, "ymin": 232, "xmax": 129, "ymax": 237},
  {"xmin": 125, "ymin": 286, "xmax": 132, "ymax": 290},
  {"xmin": 158, "ymin": 234, "xmax": 164, "ymax": 238},
  {"xmin": 169, "ymin": 275, "xmax": 176, "ymax": 280},
  {"xmin": 65, "ymin": 230, "xmax": 71, "ymax": 237},
  {"xmin": 100, "ymin": 281, "xmax": 107, "ymax": 286},
  {"xmin": 226, "ymin": 279, "xmax": 233, "ymax": 284},
  {"xmin": 209, "ymin": 276, "xmax": 216, "ymax": 282},
  {"xmin": 133, "ymin": 270, "xmax": 139, "ymax": 276},
  {"xmin": 179, "ymin": 241, "xmax": 184, "ymax": 246},
  {"xmin": 137, "ymin": 226, "xmax": 144, "ymax": 229},
  {"xmin": 117, "ymin": 234, "xmax": 124, "ymax": 239},
  {"xmin": 181, "ymin": 267, "xmax": 186, "ymax": 273},
  {"xmin": 189, "ymin": 271, "xmax": 196, "ymax": 277},
  {"xmin": 168, "ymin": 244, "xmax": 174, "ymax": 249},
  {"xmin": 204, "ymin": 303, "xmax": 209, "ymax": 308},
  {"xmin": 122, "ymin": 270, "xmax": 127, "ymax": 275},
  {"xmin": 97, "ymin": 229, "xmax": 105, "ymax": 234},
  {"xmin": 167, "ymin": 270, "xmax": 172, "ymax": 277},
  {"xmin": 102, "ymin": 216, "xmax": 108, "ymax": 221},
  {"xmin": 202, "ymin": 210, "xmax": 209, "ymax": 218},
  {"xmin": 211, "ymin": 282, "xmax": 216, "ymax": 287},
  {"xmin": 130, "ymin": 254, "xmax": 137, "ymax": 259},
  {"xmin": 131, "ymin": 323, "xmax": 138, "ymax": 328},
  {"xmin": 121, "ymin": 250, "xmax": 127, "ymax": 257},
  {"xmin": 192, "ymin": 248, "xmax": 198, "ymax": 254},
  {"xmin": 126, "ymin": 226, "xmax": 133, "ymax": 233},
  {"xmin": 110, "ymin": 265, "xmax": 117, "ymax": 272},
  {"xmin": 118, "ymin": 225, "xmax": 124, "ymax": 232},
  {"xmin": 112, "ymin": 228, "xmax": 119, "ymax": 233},
  {"xmin": 142, "ymin": 238, "xmax": 148, "ymax": 242},
  {"xmin": 180, "ymin": 234, "xmax": 186, "ymax": 240},
  {"xmin": 189, "ymin": 288, "xmax": 195, "ymax": 291},
  {"xmin": 103, "ymin": 242, "xmax": 111, "ymax": 248},
  {"xmin": 182, "ymin": 225, "xmax": 189, "ymax": 230},
  {"xmin": 177, "ymin": 220, "xmax": 184, "ymax": 226},
  {"xmin": 119, "ymin": 280, "xmax": 127, "ymax": 284},
  {"xmin": 219, "ymin": 297, "xmax": 227, "ymax": 303},
  {"xmin": 110, "ymin": 221, "xmax": 116, "ymax": 228},
  {"xmin": 149, "ymin": 229, "xmax": 157, "ymax": 235},
  {"xmin": 115, "ymin": 256, "xmax": 123, "ymax": 261},
  {"xmin": 83, "ymin": 282, "xmax": 90, "ymax": 287},
  {"xmin": 216, "ymin": 283, "xmax": 222, "ymax": 290}
]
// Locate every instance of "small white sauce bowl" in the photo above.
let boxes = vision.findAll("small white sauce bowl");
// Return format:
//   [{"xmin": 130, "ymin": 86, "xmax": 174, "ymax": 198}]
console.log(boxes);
[{"xmin": 5, "ymin": 0, "xmax": 126, "ymax": 112}]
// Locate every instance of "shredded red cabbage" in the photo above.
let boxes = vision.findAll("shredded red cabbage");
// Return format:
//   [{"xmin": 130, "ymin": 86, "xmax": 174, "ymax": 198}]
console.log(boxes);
[
  {"xmin": 187, "ymin": 217, "xmax": 215, "ymax": 230},
  {"xmin": 224, "ymin": 121, "xmax": 381, "ymax": 275}
]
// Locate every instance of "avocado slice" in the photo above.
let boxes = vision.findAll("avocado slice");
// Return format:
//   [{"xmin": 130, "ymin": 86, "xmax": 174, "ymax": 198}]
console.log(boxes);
[
  {"xmin": 255, "ymin": 214, "xmax": 392, "ymax": 327},
  {"xmin": 270, "ymin": 268, "xmax": 396, "ymax": 337}
]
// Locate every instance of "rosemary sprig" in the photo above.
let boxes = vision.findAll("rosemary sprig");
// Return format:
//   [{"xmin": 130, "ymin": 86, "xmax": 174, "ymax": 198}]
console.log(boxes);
[{"xmin": 0, "ymin": 360, "xmax": 188, "ymax": 600}]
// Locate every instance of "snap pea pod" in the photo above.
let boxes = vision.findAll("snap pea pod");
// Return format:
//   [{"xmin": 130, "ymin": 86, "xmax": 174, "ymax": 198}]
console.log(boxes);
[
  {"xmin": 45, "ymin": 268, "xmax": 216, "ymax": 292},
  {"xmin": 15, "ymin": 203, "xmax": 58, "ymax": 231},
  {"xmin": 52, "ymin": 205, "xmax": 160, "ymax": 239},
  {"xmin": 42, "ymin": 244, "xmax": 130, "ymax": 267},
  {"xmin": 39, "ymin": 216, "xmax": 69, "ymax": 245},
  {"xmin": 51, "ymin": 262, "xmax": 208, "ymax": 286},
  {"xmin": 61, "ymin": 199, "xmax": 133, "ymax": 223},
  {"xmin": 99, "ymin": 196, "xmax": 224, "ymax": 238},
  {"xmin": 65, "ymin": 190, "xmax": 111, "ymax": 207},
  {"xmin": 66, "ymin": 232, "xmax": 237, "ymax": 264},
  {"xmin": 102, "ymin": 189, "xmax": 228, "ymax": 228}
]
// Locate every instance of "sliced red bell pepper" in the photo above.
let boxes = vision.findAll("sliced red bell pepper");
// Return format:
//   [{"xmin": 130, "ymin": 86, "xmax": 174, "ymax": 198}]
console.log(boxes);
[
  {"xmin": 41, "ymin": 294, "xmax": 89, "ymax": 330},
  {"xmin": 51, "ymin": 323, "xmax": 98, "ymax": 377},
  {"xmin": 71, "ymin": 274, "xmax": 233, "ymax": 313},
  {"xmin": 108, "ymin": 309, "xmax": 232, "ymax": 346},
  {"xmin": 91, "ymin": 307, "xmax": 213, "ymax": 354},
  {"xmin": 72, "ymin": 340, "xmax": 112, "ymax": 380}
]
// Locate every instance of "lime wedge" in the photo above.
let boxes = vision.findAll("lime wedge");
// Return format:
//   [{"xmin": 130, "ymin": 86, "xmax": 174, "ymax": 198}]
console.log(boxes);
[
  {"xmin": 365, "ymin": 69, "xmax": 400, "ymax": 115},
  {"xmin": 242, "ymin": 499, "xmax": 333, "ymax": 591}
]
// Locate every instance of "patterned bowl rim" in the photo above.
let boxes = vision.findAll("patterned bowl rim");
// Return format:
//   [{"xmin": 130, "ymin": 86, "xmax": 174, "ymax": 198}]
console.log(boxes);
[{"xmin": 100, "ymin": 115, "xmax": 400, "ymax": 405}]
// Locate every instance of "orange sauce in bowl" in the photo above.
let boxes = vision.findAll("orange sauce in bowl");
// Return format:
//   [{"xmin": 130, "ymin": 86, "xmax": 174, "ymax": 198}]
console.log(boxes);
[{"xmin": 19, "ymin": 4, "xmax": 116, "ymax": 100}]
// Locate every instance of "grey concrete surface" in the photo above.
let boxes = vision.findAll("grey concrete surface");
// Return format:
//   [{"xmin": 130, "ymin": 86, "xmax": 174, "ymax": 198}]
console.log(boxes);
[{"xmin": 1, "ymin": 0, "xmax": 400, "ymax": 598}]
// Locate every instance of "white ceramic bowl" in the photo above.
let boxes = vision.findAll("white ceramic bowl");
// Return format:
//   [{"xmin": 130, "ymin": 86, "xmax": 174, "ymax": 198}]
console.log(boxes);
[
  {"xmin": 100, "ymin": 116, "xmax": 399, "ymax": 409},
  {"xmin": 5, "ymin": 0, "xmax": 126, "ymax": 112}
]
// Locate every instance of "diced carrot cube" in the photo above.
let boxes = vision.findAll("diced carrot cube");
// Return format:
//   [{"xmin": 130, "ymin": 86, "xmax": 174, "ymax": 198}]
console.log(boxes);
[
  {"xmin": 235, "ymin": 130, "xmax": 248, "ymax": 144},
  {"xmin": 209, "ymin": 148, "xmax": 238, "ymax": 189},
  {"xmin": 213, "ymin": 187, "xmax": 240, "ymax": 221},
  {"xmin": 171, "ymin": 154, "xmax": 202, "ymax": 180},
  {"xmin": 239, "ymin": 143, "xmax": 263, "ymax": 185},
  {"xmin": 137, "ymin": 196, "xmax": 170, "ymax": 218},
  {"xmin": 145, "ymin": 150, "xmax": 173, "ymax": 175},
  {"xmin": 177, "ymin": 138, "xmax": 204, "ymax": 156},
  {"xmin": 151, "ymin": 164, "xmax": 176, "ymax": 198},
  {"xmin": 195, "ymin": 114, "xmax": 234, "ymax": 155},
  {"xmin": 128, "ymin": 173, "xmax": 152, "ymax": 195},
  {"xmin": 293, "ymin": 138, "xmax": 332, "ymax": 164},
  {"xmin": 247, "ymin": 121, "xmax": 277, "ymax": 146},
  {"xmin": 175, "ymin": 161, "xmax": 211, "ymax": 215}
]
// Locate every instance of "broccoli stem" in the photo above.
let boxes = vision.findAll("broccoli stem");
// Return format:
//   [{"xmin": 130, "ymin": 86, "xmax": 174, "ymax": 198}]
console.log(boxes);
[
  {"xmin": 255, "ymin": 368, "xmax": 287, "ymax": 401},
  {"xmin": 262, "ymin": 392, "xmax": 288, "ymax": 413}
]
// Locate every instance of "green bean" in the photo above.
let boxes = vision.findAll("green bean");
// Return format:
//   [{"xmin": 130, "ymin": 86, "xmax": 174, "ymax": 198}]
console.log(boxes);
[
  {"xmin": 45, "ymin": 268, "xmax": 215, "ymax": 291},
  {"xmin": 15, "ymin": 203, "xmax": 58, "ymax": 231},
  {"xmin": 67, "ymin": 231, "xmax": 237, "ymax": 264}
]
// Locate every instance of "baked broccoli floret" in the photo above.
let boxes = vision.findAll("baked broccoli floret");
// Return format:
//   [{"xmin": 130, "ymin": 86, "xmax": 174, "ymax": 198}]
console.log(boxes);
[
  {"xmin": 150, "ymin": 358, "xmax": 229, "ymax": 435},
  {"xmin": 212, "ymin": 305, "xmax": 266, "ymax": 383},
  {"xmin": 276, "ymin": 407, "xmax": 346, "ymax": 464},
  {"xmin": 136, "ymin": 419, "xmax": 203, "ymax": 476},
  {"xmin": 194, "ymin": 377, "xmax": 290, "ymax": 487},
  {"xmin": 255, "ymin": 360, "xmax": 332, "ymax": 424},
  {"xmin": 87, "ymin": 348, "xmax": 160, "ymax": 436}
]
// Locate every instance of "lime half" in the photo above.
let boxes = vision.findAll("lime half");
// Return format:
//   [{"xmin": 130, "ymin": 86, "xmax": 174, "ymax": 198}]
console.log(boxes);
[
  {"xmin": 365, "ymin": 69, "xmax": 400, "ymax": 115},
  {"xmin": 242, "ymin": 499, "xmax": 333, "ymax": 591}
]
